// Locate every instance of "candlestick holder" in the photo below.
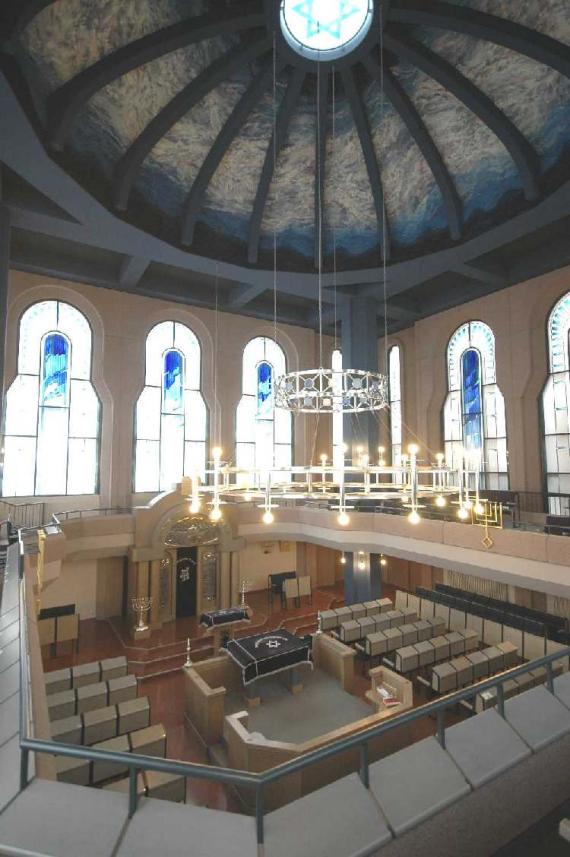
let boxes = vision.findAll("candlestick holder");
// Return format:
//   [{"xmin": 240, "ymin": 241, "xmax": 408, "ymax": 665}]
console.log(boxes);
[
  {"xmin": 184, "ymin": 637, "xmax": 193, "ymax": 668},
  {"xmin": 131, "ymin": 596, "xmax": 152, "ymax": 632}
]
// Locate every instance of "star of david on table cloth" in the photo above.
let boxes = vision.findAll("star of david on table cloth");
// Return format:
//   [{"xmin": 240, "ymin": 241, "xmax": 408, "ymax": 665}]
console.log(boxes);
[{"xmin": 292, "ymin": 0, "xmax": 361, "ymax": 41}]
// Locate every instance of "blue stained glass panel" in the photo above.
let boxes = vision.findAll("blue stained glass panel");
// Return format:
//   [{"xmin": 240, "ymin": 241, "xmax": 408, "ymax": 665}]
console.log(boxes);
[
  {"xmin": 41, "ymin": 333, "xmax": 69, "ymax": 406},
  {"xmin": 257, "ymin": 361, "xmax": 273, "ymax": 419},
  {"xmin": 163, "ymin": 349, "xmax": 184, "ymax": 414},
  {"xmin": 462, "ymin": 349, "xmax": 483, "ymax": 452}
]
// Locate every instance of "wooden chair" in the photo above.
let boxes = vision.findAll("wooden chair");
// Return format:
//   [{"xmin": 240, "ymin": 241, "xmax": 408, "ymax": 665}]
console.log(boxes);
[
  {"xmin": 298, "ymin": 575, "xmax": 312, "ymax": 604},
  {"xmin": 283, "ymin": 577, "xmax": 300, "ymax": 608},
  {"xmin": 56, "ymin": 613, "xmax": 80, "ymax": 654}
]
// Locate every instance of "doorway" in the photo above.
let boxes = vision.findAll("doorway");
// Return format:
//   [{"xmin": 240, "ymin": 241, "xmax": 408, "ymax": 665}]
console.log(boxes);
[{"xmin": 175, "ymin": 547, "xmax": 198, "ymax": 617}]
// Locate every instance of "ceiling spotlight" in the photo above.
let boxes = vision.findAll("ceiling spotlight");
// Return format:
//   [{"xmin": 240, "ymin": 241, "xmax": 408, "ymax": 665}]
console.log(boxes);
[
  {"xmin": 408, "ymin": 510, "xmax": 421, "ymax": 525},
  {"xmin": 337, "ymin": 511, "xmax": 350, "ymax": 526},
  {"xmin": 380, "ymin": 555, "xmax": 387, "ymax": 567}
]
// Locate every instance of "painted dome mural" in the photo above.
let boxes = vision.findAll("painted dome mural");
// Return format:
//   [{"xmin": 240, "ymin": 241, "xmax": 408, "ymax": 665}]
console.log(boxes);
[{"xmin": 4, "ymin": 0, "xmax": 570, "ymax": 273}]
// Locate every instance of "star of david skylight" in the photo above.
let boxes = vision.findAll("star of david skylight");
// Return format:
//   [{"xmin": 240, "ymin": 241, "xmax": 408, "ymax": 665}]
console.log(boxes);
[{"xmin": 280, "ymin": 0, "xmax": 374, "ymax": 61}]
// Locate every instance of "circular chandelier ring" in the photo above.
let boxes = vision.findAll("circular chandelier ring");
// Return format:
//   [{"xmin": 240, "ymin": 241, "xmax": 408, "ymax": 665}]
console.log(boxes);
[{"xmin": 275, "ymin": 367, "xmax": 389, "ymax": 414}]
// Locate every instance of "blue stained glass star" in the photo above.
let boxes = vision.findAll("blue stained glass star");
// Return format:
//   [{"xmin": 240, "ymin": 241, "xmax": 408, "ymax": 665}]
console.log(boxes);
[{"xmin": 292, "ymin": 0, "xmax": 361, "ymax": 41}]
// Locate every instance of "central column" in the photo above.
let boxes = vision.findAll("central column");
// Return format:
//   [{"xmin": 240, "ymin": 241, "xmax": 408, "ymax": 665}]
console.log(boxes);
[
  {"xmin": 340, "ymin": 295, "xmax": 379, "ymax": 461},
  {"xmin": 0, "ymin": 205, "xmax": 10, "ymax": 433},
  {"xmin": 344, "ymin": 552, "xmax": 382, "ymax": 604}
]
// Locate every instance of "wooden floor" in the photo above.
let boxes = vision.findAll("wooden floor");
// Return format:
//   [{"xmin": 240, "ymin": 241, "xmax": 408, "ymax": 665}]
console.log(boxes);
[{"xmin": 41, "ymin": 581, "xmax": 467, "ymax": 810}]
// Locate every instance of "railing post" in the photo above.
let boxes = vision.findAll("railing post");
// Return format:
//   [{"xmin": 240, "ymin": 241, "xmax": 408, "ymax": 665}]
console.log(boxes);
[
  {"xmin": 359, "ymin": 742, "xmax": 370, "ymax": 789},
  {"xmin": 546, "ymin": 661, "xmax": 554, "ymax": 694},
  {"xmin": 436, "ymin": 709, "xmax": 446, "ymax": 748},
  {"xmin": 128, "ymin": 766, "xmax": 138, "ymax": 817},
  {"xmin": 19, "ymin": 747, "xmax": 29, "ymax": 791},
  {"xmin": 255, "ymin": 784, "xmax": 264, "ymax": 845},
  {"xmin": 496, "ymin": 682, "xmax": 505, "ymax": 718}
]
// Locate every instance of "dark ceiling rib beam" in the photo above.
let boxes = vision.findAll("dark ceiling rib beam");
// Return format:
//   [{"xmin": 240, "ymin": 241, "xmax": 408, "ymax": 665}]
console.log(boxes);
[
  {"xmin": 452, "ymin": 262, "xmax": 504, "ymax": 287},
  {"xmin": 364, "ymin": 56, "xmax": 462, "ymax": 241},
  {"xmin": 47, "ymin": 10, "xmax": 265, "ymax": 150},
  {"xmin": 314, "ymin": 67, "xmax": 328, "ymax": 270},
  {"xmin": 119, "ymin": 255, "xmax": 150, "ymax": 288},
  {"xmin": 181, "ymin": 58, "xmax": 279, "ymax": 247},
  {"xmin": 0, "ymin": 0, "xmax": 54, "ymax": 42},
  {"xmin": 389, "ymin": 1, "xmax": 570, "ymax": 81},
  {"xmin": 113, "ymin": 37, "xmax": 271, "ymax": 212},
  {"xmin": 384, "ymin": 33, "xmax": 540, "ymax": 202},
  {"xmin": 247, "ymin": 67, "xmax": 305, "ymax": 265},
  {"xmin": 226, "ymin": 283, "xmax": 265, "ymax": 309},
  {"xmin": 341, "ymin": 66, "xmax": 391, "ymax": 261}
]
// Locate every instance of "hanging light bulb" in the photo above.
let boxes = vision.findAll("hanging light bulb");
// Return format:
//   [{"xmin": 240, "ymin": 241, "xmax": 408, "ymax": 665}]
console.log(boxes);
[
  {"xmin": 337, "ymin": 510, "xmax": 350, "ymax": 526},
  {"xmin": 457, "ymin": 506, "xmax": 469, "ymax": 520},
  {"xmin": 262, "ymin": 509, "xmax": 274, "ymax": 525},
  {"xmin": 408, "ymin": 443, "xmax": 419, "ymax": 456},
  {"xmin": 408, "ymin": 510, "xmax": 421, "ymax": 525},
  {"xmin": 189, "ymin": 499, "xmax": 201, "ymax": 515},
  {"xmin": 474, "ymin": 501, "xmax": 485, "ymax": 516},
  {"xmin": 209, "ymin": 503, "xmax": 222, "ymax": 522},
  {"xmin": 435, "ymin": 495, "xmax": 447, "ymax": 508}
]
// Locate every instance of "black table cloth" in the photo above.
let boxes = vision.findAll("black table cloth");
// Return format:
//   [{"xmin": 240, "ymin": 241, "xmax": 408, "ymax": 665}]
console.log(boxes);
[
  {"xmin": 225, "ymin": 629, "xmax": 312, "ymax": 685},
  {"xmin": 199, "ymin": 607, "xmax": 249, "ymax": 628}
]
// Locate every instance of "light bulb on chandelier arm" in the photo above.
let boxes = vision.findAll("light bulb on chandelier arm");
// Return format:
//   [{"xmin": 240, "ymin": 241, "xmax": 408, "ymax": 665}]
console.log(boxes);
[
  {"xmin": 457, "ymin": 506, "xmax": 469, "ymax": 521},
  {"xmin": 262, "ymin": 509, "xmax": 274, "ymax": 525},
  {"xmin": 337, "ymin": 510, "xmax": 350, "ymax": 527},
  {"xmin": 408, "ymin": 510, "xmax": 421, "ymax": 526},
  {"xmin": 408, "ymin": 443, "xmax": 419, "ymax": 456},
  {"xmin": 189, "ymin": 499, "xmax": 201, "ymax": 515},
  {"xmin": 435, "ymin": 495, "xmax": 447, "ymax": 508},
  {"xmin": 209, "ymin": 505, "xmax": 222, "ymax": 522},
  {"xmin": 474, "ymin": 502, "xmax": 485, "ymax": 516}
]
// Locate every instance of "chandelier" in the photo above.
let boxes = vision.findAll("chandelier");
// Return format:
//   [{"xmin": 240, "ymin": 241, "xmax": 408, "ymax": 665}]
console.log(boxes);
[{"xmin": 275, "ymin": 367, "xmax": 388, "ymax": 413}]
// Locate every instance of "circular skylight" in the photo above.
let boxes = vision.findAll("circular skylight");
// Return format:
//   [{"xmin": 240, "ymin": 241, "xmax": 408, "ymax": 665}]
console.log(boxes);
[{"xmin": 280, "ymin": 0, "xmax": 374, "ymax": 61}]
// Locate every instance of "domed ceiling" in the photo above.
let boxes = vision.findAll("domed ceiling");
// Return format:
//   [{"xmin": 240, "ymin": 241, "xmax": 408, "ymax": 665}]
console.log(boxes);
[{"xmin": 4, "ymin": 0, "xmax": 570, "ymax": 275}]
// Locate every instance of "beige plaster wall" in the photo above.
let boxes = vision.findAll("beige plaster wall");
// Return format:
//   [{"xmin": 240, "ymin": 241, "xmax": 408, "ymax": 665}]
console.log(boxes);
[
  {"xmin": 380, "ymin": 265, "xmax": 570, "ymax": 492},
  {"xmin": 236, "ymin": 540, "xmax": 297, "ymax": 592},
  {"xmin": 40, "ymin": 558, "xmax": 98, "ymax": 619}
]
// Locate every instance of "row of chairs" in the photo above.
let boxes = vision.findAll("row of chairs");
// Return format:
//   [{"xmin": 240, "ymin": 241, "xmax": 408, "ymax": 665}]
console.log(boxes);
[
  {"xmin": 38, "ymin": 612, "xmax": 80, "ymax": 654},
  {"xmin": 416, "ymin": 586, "xmax": 547, "ymax": 638},
  {"xmin": 392, "ymin": 628, "xmax": 480, "ymax": 675},
  {"xmin": 358, "ymin": 617, "xmax": 447, "ymax": 662},
  {"xmin": 319, "ymin": 598, "xmax": 394, "ymax": 632},
  {"xmin": 475, "ymin": 662, "xmax": 563, "ymax": 713},
  {"xmin": 47, "ymin": 674, "xmax": 138, "ymax": 720},
  {"xmin": 336, "ymin": 607, "xmax": 420, "ymax": 644},
  {"xmin": 51, "ymin": 696, "xmax": 150, "ymax": 746},
  {"xmin": 57, "ymin": 723, "xmax": 167, "ymax": 787},
  {"xmin": 430, "ymin": 641, "xmax": 518, "ymax": 694},
  {"xmin": 283, "ymin": 575, "xmax": 312, "ymax": 607},
  {"xmin": 434, "ymin": 581, "xmax": 567, "ymax": 638},
  {"xmin": 45, "ymin": 656, "xmax": 127, "ymax": 694}
]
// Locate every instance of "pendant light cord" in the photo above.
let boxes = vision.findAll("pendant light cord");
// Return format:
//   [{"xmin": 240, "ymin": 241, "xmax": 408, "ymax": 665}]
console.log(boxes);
[
  {"xmin": 332, "ymin": 69, "xmax": 338, "ymax": 353},
  {"xmin": 317, "ymin": 55, "xmax": 323, "ymax": 369},
  {"xmin": 272, "ymin": 30, "xmax": 278, "ymax": 348},
  {"xmin": 380, "ymin": 4, "xmax": 389, "ymax": 378}
]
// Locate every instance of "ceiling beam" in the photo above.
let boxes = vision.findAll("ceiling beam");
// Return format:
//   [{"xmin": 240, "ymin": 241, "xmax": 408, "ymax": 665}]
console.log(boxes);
[
  {"xmin": 247, "ymin": 67, "xmax": 305, "ymax": 265},
  {"xmin": 181, "ymin": 58, "xmax": 277, "ymax": 247},
  {"xmin": 225, "ymin": 283, "xmax": 266, "ymax": 309},
  {"xmin": 341, "ymin": 65, "xmax": 391, "ymax": 261},
  {"xmin": 389, "ymin": 1, "xmax": 570, "ymax": 81},
  {"xmin": 364, "ymin": 56, "xmax": 462, "ymax": 241},
  {"xmin": 0, "ymin": 0, "xmax": 55, "ymax": 42},
  {"xmin": 113, "ymin": 37, "xmax": 271, "ymax": 212},
  {"xmin": 384, "ymin": 33, "xmax": 540, "ymax": 202},
  {"xmin": 452, "ymin": 262, "xmax": 505, "ymax": 287},
  {"xmin": 47, "ymin": 10, "xmax": 265, "ymax": 150},
  {"xmin": 314, "ymin": 66, "xmax": 328, "ymax": 269},
  {"xmin": 119, "ymin": 255, "xmax": 150, "ymax": 289}
]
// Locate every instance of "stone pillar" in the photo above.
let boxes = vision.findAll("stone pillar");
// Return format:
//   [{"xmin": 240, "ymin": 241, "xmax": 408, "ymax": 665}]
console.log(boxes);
[
  {"xmin": 344, "ymin": 551, "xmax": 382, "ymax": 605},
  {"xmin": 0, "ymin": 205, "xmax": 10, "ymax": 433},
  {"xmin": 340, "ymin": 295, "xmax": 380, "ymax": 460}
]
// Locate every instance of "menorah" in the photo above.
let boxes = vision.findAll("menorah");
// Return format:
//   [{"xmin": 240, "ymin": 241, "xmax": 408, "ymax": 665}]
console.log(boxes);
[
  {"xmin": 131, "ymin": 595, "xmax": 153, "ymax": 632},
  {"xmin": 240, "ymin": 579, "xmax": 252, "ymax": 609}
]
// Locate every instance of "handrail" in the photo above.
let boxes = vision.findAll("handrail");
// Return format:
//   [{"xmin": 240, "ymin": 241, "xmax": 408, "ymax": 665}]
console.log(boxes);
[
  {"xmin": 16, "ymin": 531, "xmax": 570, "ymax": 845},
  {"xmin": 53, "ymin": 507, "xmax": 133, "ymax": 523}
]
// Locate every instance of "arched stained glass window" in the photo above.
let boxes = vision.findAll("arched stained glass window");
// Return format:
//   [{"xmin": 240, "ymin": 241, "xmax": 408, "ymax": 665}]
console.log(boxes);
[
  {"xmin": 134, "ymin": 322, "xmax": 207, "ymax": 493},
  {"xmin": 443, "ymin": 321, "xmax": 508, "ymax": 490},
  {"xmin": 236, "ymin": 337, "xmax": 292, "ymax": 484},
  {"xmin": 388, "ymin": 346, "xmax": 402, "ymax": 476},
  {"xmin": 542, "ymin": 291, "xmax": 570, "ymax": 515},
  {"xmin": 2, "ymin": 300, "xmax": 100, "ymax": 497}
]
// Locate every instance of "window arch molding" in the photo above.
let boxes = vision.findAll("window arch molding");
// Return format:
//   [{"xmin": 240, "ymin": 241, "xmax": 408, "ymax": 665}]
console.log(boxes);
[
  {"xmin": 133, "ymin": 319, "xmax": 209, "ymax": 493},
  {"xmin": 542, "ymin": 290, "xmax": 570, "ymax": 514},
  {"xmin": 235, "ymin": 335, "xmax": 293, "ymax": 483},
  {"xmin": 443, "ymin": 320, "xmax": 508, "ymax": 490},
  {"xmin": 2, "ymin": 297, "xmax": 102, "ymax": 497}
]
